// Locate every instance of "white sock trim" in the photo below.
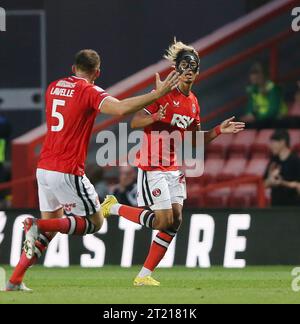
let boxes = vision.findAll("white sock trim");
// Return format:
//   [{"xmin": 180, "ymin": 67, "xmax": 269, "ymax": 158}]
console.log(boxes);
[
  {"xmin": 138, "ymin": 267, "xmax": 153, "ymax": 278},
  {"xmin": 110, "ymin": 204, "xmax": 122, "ymax": 216}
]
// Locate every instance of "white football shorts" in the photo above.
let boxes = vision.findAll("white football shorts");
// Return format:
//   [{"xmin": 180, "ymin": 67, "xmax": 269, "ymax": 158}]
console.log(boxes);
[
  {"xmin": 36, "ymin": 168, "xmax": 100, "ymax": 216},
  {"xmin": 137, "ymin": 168, "xmax": 187, "ymax": 210}
]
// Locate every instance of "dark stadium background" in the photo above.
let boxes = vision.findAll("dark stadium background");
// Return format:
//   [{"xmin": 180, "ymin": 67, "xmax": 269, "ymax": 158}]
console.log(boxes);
[
  {"xmin": 0, "ymin": 0, "xmax": 300, "ymax": 269},
  {"xmin": 1, "ymin": 0, "xmax": 273, "ymax": 138},
  {"xmin": 1, "ymin": 0, "xmax": 266, "ymax": 88}
]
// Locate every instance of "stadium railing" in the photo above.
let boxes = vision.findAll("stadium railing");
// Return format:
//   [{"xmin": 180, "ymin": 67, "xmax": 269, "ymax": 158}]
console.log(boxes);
[{"xmin": 7, "ymin": 0, "xmax": 299, "ymax": 207}]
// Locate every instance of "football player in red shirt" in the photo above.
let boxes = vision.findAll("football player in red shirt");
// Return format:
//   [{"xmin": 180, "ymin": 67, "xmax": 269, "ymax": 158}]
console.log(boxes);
[
  {"xmin": 101, "ymin": 40, "xmax": 245, "ymax": 286},
  {"xmin": 6, "ymin": 49, "xmax": 180, "ymax": 291}
]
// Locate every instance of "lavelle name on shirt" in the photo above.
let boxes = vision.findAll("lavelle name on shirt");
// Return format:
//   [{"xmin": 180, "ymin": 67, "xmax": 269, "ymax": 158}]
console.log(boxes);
[{"xmin": 50, "ymin": 87, "xmax": 75, "ymax": 98}]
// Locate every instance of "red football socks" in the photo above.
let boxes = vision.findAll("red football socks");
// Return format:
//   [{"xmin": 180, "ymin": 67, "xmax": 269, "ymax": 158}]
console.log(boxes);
[
  {"xmin": 36, "ymin": 216, "xmax": 96, "ymax": 235},
  {"xmin": 115, "ymin": 205, "xmax": 156, "ymax": 229},
  {"xmin": 144, "ymin": 231, "xmax": 176, "ymax": 271},
  {"xmin": 9, "ymin": 233, "xmax": 52, "ymax": 285}
]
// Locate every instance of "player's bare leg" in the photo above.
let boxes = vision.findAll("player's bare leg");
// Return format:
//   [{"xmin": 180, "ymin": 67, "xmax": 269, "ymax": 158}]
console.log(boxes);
[
  {"xmin": 135, "ymin": 204, "xmax": 183, "ymax": 286},
  {"xmin": 101, "ymin": 196, "xmax": 183, "ymax": 286},
  {"xmin": 6, "ymin": 208, "xmax": 63, "ymax": 292},
  {"xmin": 7, "ymin": 207, "xmax": 105, "ymax": 292}
]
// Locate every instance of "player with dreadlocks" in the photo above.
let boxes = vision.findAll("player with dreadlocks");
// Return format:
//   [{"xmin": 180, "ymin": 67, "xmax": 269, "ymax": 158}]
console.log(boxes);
[{"xmin": 101, "ymin": 39, "xmax": 245, "ymax": 286}]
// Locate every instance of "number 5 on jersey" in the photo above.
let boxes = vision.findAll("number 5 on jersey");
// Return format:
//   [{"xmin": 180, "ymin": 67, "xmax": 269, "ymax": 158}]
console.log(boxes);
[{"xmin": 51, "ymin": 99, "xmax": 66, "ymax": 132}]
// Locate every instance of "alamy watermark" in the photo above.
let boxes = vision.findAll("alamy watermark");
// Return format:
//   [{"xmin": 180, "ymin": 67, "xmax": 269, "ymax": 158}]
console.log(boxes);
[
  {"xmin": 95, "ymin": 123, "xmax": 205, "ymax": 178},
  {"xmin": 0, "ymin": 7, "xmax": 6, "ymax": 32},
  {"xmin": 292, "ymin": 7, "xmax": 300, "ymax": 32}
]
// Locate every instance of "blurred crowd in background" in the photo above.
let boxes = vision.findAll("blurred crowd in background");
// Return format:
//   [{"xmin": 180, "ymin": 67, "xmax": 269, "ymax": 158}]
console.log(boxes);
[
  {"xmin": 242, "ymin": 62, "xmax": 300, "ymax": 128},
  {"xmin": 0, "ymin": 62, "xmax": 300, "ymax": 208}
]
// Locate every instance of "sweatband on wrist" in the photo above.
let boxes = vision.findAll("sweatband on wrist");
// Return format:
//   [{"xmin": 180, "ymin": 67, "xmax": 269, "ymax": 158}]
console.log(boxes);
[
  {"xmin": 152, "ymin": 113, "xmax": 160, "ymax": 122},
  {"xmin": 214, "ymin": 125, "xmax": 222, "ymax": 136}
]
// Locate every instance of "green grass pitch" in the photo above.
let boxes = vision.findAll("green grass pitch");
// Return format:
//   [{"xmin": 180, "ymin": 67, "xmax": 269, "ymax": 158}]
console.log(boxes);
[{"xmin": 0, "ymin": 266, "xmax": 299, "ymax": 304}]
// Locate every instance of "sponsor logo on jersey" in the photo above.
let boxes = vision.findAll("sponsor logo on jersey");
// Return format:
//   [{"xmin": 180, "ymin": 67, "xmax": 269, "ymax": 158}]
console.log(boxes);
[
  {"xmin": 62, "ymin": 203, "xmax": 77, "ymax": 213},
  {"xmin": 171, "ymin": 113, "xmax": 195, "ymax": 129},
  {"xmin": 192, "ymin": 104, "xmax": 197, "ymax": 114},
  {"xmin": 152, "ymin": 188, "xmax": 162, "ymax": 197},
  {"xmin": 56, "ymin": 80, "xmax": 76, "ymax": 88},
  {"xmin": 173, "ymin": 101, "xmax": 180, "ymax": 107}
]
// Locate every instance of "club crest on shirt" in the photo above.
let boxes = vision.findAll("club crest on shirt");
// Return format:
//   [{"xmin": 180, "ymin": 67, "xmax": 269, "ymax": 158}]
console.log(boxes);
[
  {"xmin": 152, "ymin": 188, "xmax": 162, "ymax": 197},
  {"xmin": 192, "ymin": 104, "xmax": 197, "ymax": 114}
]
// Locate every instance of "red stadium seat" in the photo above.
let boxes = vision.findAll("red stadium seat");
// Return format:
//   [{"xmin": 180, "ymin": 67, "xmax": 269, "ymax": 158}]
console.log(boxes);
[
  {"xmin": 288, "ymin": 103, "xmax": 300, "ymax": 117},
  {"xmin": 243, "ymin": 158, "xmax": 269, "ymax": 177},
  {"xmin": 184, "ymin": 159, "xmax": 205, "ymax": 185},
  {"xmin": 217, "ymin": 158, "xmax": 248, "ymax": 181},
  {"xmin": 228, "ymin": 130, "xmax": 257, "ymax": 158},
  {"xmin": 205, "ymin": 134, "xmax": 234, "ymax": 159},
  {"xmin": 230, "ymin": 184, "xmax": 258, "ymax": 208},
  {"xmin": 201, "ymin": 158, "xmax": 226, "ymax": 185},
  {"xmin": 289, "ymin": 130, "xmax": 300, "ymax": 148},
  {"xmin": 293, "ymin": 143, "xmax": 300, "ymax": 157},
  {"xmin": 186, "ymin": 159, "xmax": 226, "ymax": 206},
  {"xmin": 229, "ymin": 158, "xmax": 269, "ymax": 207},
  {"xmin": 251, "ymin": 129, "xmax": 274, "ymax": 158},
  {"xmin": 186, "ymin": 183, "xmax": 205, "ymax": 207},
  {"xmin": 205, "ymin": 188, "xmax": 232, "ymax": 208}
]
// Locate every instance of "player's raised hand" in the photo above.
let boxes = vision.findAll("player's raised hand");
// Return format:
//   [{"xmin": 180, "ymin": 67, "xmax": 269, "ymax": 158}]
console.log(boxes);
[
  {"xmin": 152, "ymin": 103, "xmax": 168, "ymax": 122},
  {"xmin": 220, "ymin": 117, "xmax": 246, "ymax": 134},
  {"xmin": 158, "ymin": 103, "xmax": 168, "ymax": 120},
  {"xmin": 155, "ymin": 71, "xmax": 180, "ymax": 97}
]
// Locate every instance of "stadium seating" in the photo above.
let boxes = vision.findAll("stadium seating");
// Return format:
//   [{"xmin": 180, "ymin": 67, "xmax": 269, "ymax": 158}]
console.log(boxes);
[
  {"xmin": 217, "ymin": 157, "xmax": 248, "ymax": 182},
  {"xmin": 290, "ymin": 130, "xmax": 300, "ymax": 148},
  {"xmin": 201, "ymin": 158, "xmax": 226, "ymax": 185},
  {"xmin": 288, "ymin": 103, "xmax": 300, "ymax": 117},
  {"xmin": 205, "ymin": 134, "xmax": 234, "ymax": 159},
  {"xmin": 187, "ymin": 129, "xmax": 300, "ymax": 208},
  {"xmin": 243, "ymin": 158, "xmax": 269, "ymax": 177},
  {"xmin": 228, "ymin": 130, "xmax": 257, "ymax": 158},
  {"xmin": 251, "ymin": 129, "xmax": 273, "ymax": 159},
  {"xmin": 205, "ymin": 188, "xmax": 232, "ymax": 208},
  {"xmin": 230, "ymin": 184, "xmax": 257, "ymax": 208},
  {"xmin": 187, "ymin": 183, "xmax": 206, "ymax": 207}
]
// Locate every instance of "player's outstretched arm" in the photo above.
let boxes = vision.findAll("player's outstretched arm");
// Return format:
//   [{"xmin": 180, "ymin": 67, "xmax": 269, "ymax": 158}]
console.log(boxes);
[
  {"xmin": 131, "ymin": 103, "xmax": 168, "ymax": 129},
  {"xmin": 101, "ymin": 71, "xmax": 179, "ymax": 116},
  {"xmin": 202, "ymin": 117, "xmax": 245, "ymax": 145}
]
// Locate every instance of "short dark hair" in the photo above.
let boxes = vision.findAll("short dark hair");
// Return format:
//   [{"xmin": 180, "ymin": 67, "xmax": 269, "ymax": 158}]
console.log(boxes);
[
  {"xmin": 74, "ymin": 49, "xmax": 101, "ymax": 73},
  {"xmin": 271, "ymin": 129, "xmax": 290, "ymax": 147}
]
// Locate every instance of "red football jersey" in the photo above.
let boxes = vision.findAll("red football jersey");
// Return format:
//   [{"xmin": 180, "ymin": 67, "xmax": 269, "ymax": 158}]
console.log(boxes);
[
  {"xmin": 38, "ymin": 76, "xmax": 111, "ymax": 176},
  {"xmin": 137, "ymin": 88, "xmax": 201, "ymax": 171}
]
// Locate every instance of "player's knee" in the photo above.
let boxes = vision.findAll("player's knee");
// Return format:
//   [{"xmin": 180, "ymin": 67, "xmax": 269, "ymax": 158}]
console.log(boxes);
[
  {"xmin": 172, "ymin": 212, "xmax": 183, "ymax": 231},
  {"xmin": 89, "ymin": 211, "xmax": 104, "ymax": 232},
  {"xmin": 154, "ymin": 211, "xmax": 174, "ymax": 231}
]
